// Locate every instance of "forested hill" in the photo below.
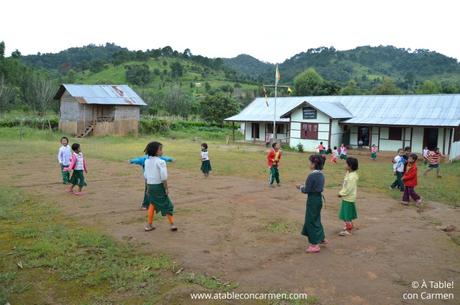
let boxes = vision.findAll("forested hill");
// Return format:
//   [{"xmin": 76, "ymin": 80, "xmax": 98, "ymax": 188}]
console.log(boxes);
[{"xmin": 224, "ymin": 46, "xmax": 460, "ymax": 87}]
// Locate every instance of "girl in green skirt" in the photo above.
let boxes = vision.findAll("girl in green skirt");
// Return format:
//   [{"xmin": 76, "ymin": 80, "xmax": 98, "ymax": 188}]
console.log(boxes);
[
  {"xmin": 64, "ymin": 143, "xmax": 87, "ymax": 196},
  {"xmin": 338, "ymin": 157, "xmax": 359, "ymax": 236},
  {"xmin": 296, "ymin": 155, "xmax": 326, "ymax": 253},
  {"xmin": 143, "ymin": 141, "xmax": 177, "ymax": 232},
  {"xmin": 200, "ymin": 143, "xmax": 212, "ymax": 177}
]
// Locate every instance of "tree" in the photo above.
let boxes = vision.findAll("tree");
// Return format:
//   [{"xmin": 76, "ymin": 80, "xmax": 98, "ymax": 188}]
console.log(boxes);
[
  {"xmin": 125, "ymin": 64, "xmax": 152, "ymax": 86},
  {"xmin": 416, "ymin": 80, "xmax": 441, "ymax": 94},
  {"xmin": 11, "ymin": 49, "xmax": 21, "ymax": 58},
  {"xmin": 293, "ymin": 68, "xmax": 328, "ymax": 96},
  {"xmin": 164, "ymin": 84, "xmax": 192, "ymax": 117},
  {"xmin": 372, "ymin": 77, "xmax": 402, "ymax": 95},
  {"xmin": 340, "ymin": 80, "xmax": 361, "ymax": 95},
  {"xmin": 0, "ymin": 41, "xmax": 5, "ymax": 59},
  {"xmin": 170, "ymin": 61, "xmax": 184, "ymax": 78},
  {"xmin": 22, "ymin": 72, "xmax": 56, "ymax": 114},
  {"xmin": 0, "ymin": 74, "xmax": 17, "ymax": 113},
  {"xmin": 200, "ymin": 92, "xmax": 239, "ymax": 125}
]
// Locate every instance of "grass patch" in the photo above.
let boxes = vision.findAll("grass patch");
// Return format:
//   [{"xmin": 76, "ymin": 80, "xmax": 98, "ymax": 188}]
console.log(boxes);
[
  {"xmin": 0, "ymin": 186, "xmax": 241, "ymax": 304},
  {"xmin": 265, "ymin": 219, "xmax": 296, "ymax": 234}
]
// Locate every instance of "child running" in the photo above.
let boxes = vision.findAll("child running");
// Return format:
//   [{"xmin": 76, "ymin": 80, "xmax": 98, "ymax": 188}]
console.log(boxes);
[
  {"xmin": 200, "ymin": 143, "xmax": 212, "ymax": 177},
  {"xmin": 370, "ymin": 144, "xmax": 378, "ymax": 161},
  {"xmin": 424, "ymin": 147, "xmax": 444, "ymax": 178},
  {"xmin": 267, "ymin": 142, "xmax": 282, "ymax": 187},
  {"xmin": 422, "ymin": 147, "xmax": 429, "ymax": 165},
  {"xmin": 390, "ymin": 148, "xmax": 406, "ymax": 191},
  {"xmin": 130, "ymin": 154, "xmax": 173, "ymax": 210},
  {"xmin": 64, "ymin": 143, "xmax": 87, "ymax": 195},
  {"xmin": 338, "ymin": 157, "xmax": 359, "ymax": 236},
  {"xmin": 339, "ymin": 143, "xmax": 348, "ymax": 160},
  {"xmin": 57, "ymin": 136, "xmax": 71, "ymax": 184},
  {"xmin": 296, "ymin": 155, "xmax": 326, "ymax": 253},
  {"xmin": 402, "ymin": 153, "xmax": 422, "ymax": 207},
  {"xmin": 331, "ymin": 146, "xmax": 339, "ymax": 164},
  {"xmin": 143, "ymin": 141, "xmax": 177, "ymax": 232},
  {"xmin": 317, "ymin": 142, "xmax": 326, "ymax": 155}
]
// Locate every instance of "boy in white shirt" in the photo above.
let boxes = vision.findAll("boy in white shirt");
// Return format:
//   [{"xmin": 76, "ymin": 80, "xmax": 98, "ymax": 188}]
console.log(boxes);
[
  {"xmin": 57, "ymin": 137, "xmax": 71, "ymax": 184},
  {"xmin": 144, "ymin": 141, "xmax": 177, "ymax": 232},
  {"xmin": 390, "ymin": 148, "xmax": 406, "ymax": 191}
]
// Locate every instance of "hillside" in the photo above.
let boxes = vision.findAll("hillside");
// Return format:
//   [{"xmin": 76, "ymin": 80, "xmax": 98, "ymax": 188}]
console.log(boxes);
[{"xmin": 224, "ymin": 46, "xmax": 460, "ymax": 89}]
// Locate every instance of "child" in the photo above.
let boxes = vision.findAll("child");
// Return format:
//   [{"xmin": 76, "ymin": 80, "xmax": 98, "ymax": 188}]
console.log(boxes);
[
  {"xmin": 424, "ymin": 147, "xmax": 444, "ymax": 178},
  {"xmin": 317, "ymin": 142, "xmax": 326, "ymax": 155},
  {"xmin": 370, "ymin": 144, "xmax": 378, "ymax": 161},
  {"xmin": 390, "ymin": 148, "xmax": 406, "ymax": 191},
  {"xmin": 64, "ymin": 143, "xmax": 87, "ymax": 195},
  {"xmin": 130, "ymin": 155, "xmax": 173, "ymax": 210},
  {"xmin": 57, "ymin": 136, "xmax": 71, "ymax": 184},
  {"xmin": 338, "ymin": 157, "xmax": 359, "ymax": 236},
  {"xmin": 422, "ymin": 147, "xmax": 429, "ymax": 165},
  {"xmin": 339, "ymin": 143, "xmax": 348, "ymax": 160},
  {"xmin": 144, "ymin": 141, "xmax": 177, "ymax": 232},
  {"xmin": 200, "ymin": 143, "xmax": 212, "ymax": 177},
  {"xmin": 331, "ymin": 146, "xmax": 339, "ymax": 164},
  {"xmin": 267, "ymin": 142, "xmax": 282, "ymax": 187},
  {"xmin": 402, "ymin": 153, "xmax": 422, "ymax": 206},
  {"xmin": 403, "ymin": 146, "xmax": 411, "ymax": 172},
  {"xmin": 296, "ymin": 155, "xmax": 326, "ymax": 253}
]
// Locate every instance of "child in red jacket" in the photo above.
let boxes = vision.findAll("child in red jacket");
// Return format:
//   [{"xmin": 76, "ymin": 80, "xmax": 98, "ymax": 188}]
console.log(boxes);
[
  {"xmin": 402, "ymin": 153, "xmax": 422, "ymax": 206},
  {"xmin": 267, "ymin": 142, "xmax": 282, "ymax": 187}
]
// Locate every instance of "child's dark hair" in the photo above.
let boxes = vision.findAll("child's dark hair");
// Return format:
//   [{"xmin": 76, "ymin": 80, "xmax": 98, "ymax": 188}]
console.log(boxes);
[
  {"xmin": 144, "ymin": 141, "xmax": 162, "ymax": 157},
  {"xmin": 71, "ymin": 143, "xmax": 80, "ymax": 152},
  {"xmin": 309, "ymin": 154, "xmax": 324, "ymax": 170},
  {"xmin": 346, "ymin": 157, "xmax": 359, "ymax": 171},
  {"xmin": 60, "ymin": 136, "xmax": 69, "ymax": 143},
  {"xmin": 409, "ymin": 153, "xmax": 418, "ymax": 161},
  {"xmin": 434, "ymin": 147, "xmax": 440, "ymax": 152},
  {"xmin": 272, "ymin": 142, "xmax": 279, "ymax": 148},
  {"xmin": 334, "ymin": 146, "xmax": 337, "ymax": 149},
  {"xmin": 320, "ymin": 141, "xmax": 323, "ymax": 144},
  {"xmin": 201, "ymin": 143, "xmax": 208, "ymax": 149},
  {"xmin": 404, "ymin": 146, "xmax": 411, "ymax": 152}
]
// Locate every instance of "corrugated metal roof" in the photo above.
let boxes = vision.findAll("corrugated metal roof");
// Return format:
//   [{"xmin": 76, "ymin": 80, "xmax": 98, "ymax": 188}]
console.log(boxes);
[
  {"xmin": 225, "ymin": 97, "xmax": 301, "ymax": 122},
  {"xmin": 226, "ymin": 94, "xmax": 460, "ymax": 127},
  {"xmin": 54, "ymin": 84, "xmax": 147, "ymax": 106}
]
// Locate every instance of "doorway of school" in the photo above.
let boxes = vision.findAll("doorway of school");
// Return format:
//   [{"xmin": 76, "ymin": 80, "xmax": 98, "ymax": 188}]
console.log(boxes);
[
  {"xmin": 423, "ymin": 128, "xmax": 438, "ymax": 150},
  {"xmin": 357, "ymin": 126, "xmax": 370, "ymax": 147},
  {"xmin": 251, "ymin": 123, "xmax": 260, "ymax": 139}
]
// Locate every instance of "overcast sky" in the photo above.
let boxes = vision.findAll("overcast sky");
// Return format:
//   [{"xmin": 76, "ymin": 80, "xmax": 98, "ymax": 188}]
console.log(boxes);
[{"xmin": 1, "ymin": 0, "xmax": 459, "ymax": 63}]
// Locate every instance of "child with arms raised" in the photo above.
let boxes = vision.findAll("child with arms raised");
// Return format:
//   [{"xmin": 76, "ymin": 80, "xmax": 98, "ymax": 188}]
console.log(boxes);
[
  {"xmin": 402, "ymin": 153, "xmax": 422, "ymax": 206},
  {"xmin": 144, "ymin": 141, "xmax": 177, "ymax": 232},
  {"xmin": 267, "ymin": 142, "xmax": 282, "ymax": 187}
]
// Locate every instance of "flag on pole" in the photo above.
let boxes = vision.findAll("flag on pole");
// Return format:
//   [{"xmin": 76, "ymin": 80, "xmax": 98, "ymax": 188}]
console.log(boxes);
[
  {"xmin": 275, "ymin": 64, "xmax": 280, "ymax": 85},
  {"xmin": 287, "ymin": 87, "xmax": 293, "ymax": 94},
  {"xmin": 263, "ymin": 86, "xmax": 269, "ymax": 107}
]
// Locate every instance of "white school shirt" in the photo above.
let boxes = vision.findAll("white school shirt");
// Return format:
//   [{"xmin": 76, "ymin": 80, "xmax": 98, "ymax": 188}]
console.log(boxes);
[
  {"xmin": 393, "ymin": 155, "xmax": 405, "ymax": 172},
  {"xmin": 58, "ymin": 145, "xmax": 71, "ymax": 166},
  {"xmin": 201, "ymin": 150, "xmax": 209, "ymax": 161},
  {"xmin": 144, "ymin": 156, "xmax": 168, "ymax": 184},
  {"xmin": 333, "ymin": 149, "xmax": 339, "ymax": 157},
  {"xmin": 423, "ymin": 149, "xmax": 429, "ymax": 158}
]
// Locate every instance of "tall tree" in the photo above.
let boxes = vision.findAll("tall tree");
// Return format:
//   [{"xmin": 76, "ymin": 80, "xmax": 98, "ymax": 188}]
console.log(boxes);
[
  {"xmin": 372, "ymin": 77, "xmax": 402, "ymax": 95},
  {"xmin": 22, "ymin": 72, "xmax": 56, "ymax": 114},
  {"xmin": 200, "ymin": 92, "xmax": 239, "ymax": 125},
  {"xmin": 416, "ymin": 80, "xmax": 441, "ymax": 94}
]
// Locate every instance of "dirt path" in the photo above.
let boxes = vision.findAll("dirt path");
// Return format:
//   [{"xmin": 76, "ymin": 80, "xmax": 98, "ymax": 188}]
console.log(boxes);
[{"xmin": 1, "ymin": 155, "xmax": 459, "ymax": 305}]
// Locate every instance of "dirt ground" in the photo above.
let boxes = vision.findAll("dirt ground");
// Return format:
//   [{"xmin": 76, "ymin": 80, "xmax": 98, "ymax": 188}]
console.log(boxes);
[{"xmin": 1, "ymin": 155, "xmax": 459, "ymax": 305}]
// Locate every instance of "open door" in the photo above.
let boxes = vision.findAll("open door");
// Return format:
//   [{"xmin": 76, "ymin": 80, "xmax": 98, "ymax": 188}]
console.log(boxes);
[
  {"xmin": 357, "ymin": 126, "xmax": 369, "ymax": 147},
  {"xmin": 423, "ymin": 128, "xmax": 438, "ymax": 150},
  {"xmin": 251, "ymin": 123, "xmax": 260, "ymax": 139}
]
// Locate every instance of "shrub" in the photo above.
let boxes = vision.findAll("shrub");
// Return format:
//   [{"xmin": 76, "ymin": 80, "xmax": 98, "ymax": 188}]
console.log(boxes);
[{"xmin": 297, "ymin": 143, "xmax": 304, "ymax": 152}]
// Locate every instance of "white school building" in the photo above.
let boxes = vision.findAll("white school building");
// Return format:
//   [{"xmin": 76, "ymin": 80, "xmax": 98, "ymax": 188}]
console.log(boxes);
[{"xmin": 225, "ymin": 94, "xmax": 460, "ymax": 160}]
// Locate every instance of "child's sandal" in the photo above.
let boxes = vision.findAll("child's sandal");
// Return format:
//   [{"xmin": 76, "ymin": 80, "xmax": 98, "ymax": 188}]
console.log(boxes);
[
  {"xmin": 170, "ymin": 225, "xmax": 178, "ymax": 231},
  {"xmin": 144, "ymin": 224, "xmax": 156, "ymax": 232}
]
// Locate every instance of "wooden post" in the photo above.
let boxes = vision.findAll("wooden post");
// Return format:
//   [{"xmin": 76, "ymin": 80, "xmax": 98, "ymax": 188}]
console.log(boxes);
[
  {"xmin": 232, "ymin": 122, "xmax": 235, "ymax": 142},
  {"xmin": 443, "ymin": 128, "xmax": 447, "ymax": 155},
  {"xmin": 377, "ymin": 127, "xmax": 381, "ymax": 149}
]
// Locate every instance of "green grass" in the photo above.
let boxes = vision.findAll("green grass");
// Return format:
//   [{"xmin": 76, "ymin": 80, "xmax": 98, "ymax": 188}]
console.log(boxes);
[
  {"xmin": 0, "ymin": 186, "xmax": 243, "ymax": 304},
  {"xmin": 1, "ymin": 126, "xmax": 459, "ymax": 206}
]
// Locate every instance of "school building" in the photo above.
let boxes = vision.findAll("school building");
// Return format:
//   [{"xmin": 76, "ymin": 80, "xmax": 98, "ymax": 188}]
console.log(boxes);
[{"xmin": 225, "ymin": 94, "xmax": 460, "ymax": 160}]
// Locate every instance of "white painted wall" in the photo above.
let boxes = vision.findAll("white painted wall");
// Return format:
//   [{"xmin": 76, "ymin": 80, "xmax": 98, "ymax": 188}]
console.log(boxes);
[
  {"xmin": 411, "ymin": 127, "xmax": 424, "ymax": 152},
  {"xmin": 244, "ymin": 122, "xmax": 288, "ymax": 142},
  {"xmin": 289, "ymin": 107, "xmax": 330, "ymax": 151},
  {"xmin": 450, "ymin": 140, "xmax": 460, "ymax": 160},
  {"xmin": 330, "ymin": 119, "xmax": 342, "ymax": 149}
]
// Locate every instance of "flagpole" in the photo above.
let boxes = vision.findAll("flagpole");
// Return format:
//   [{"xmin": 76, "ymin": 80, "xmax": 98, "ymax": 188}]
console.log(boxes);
[{"xmin": 273, "ymin": 64, "xmax": 278, "ymax": 142}]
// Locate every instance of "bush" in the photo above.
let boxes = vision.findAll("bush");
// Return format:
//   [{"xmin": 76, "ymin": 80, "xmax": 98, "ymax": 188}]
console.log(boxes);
[
  {"xmin": 0, "ymin": 116, "xmax": 59, "ymax": 130},
  {"xmin": 297, "ymin": 143, "xmax": 304, "ymax": 152}
]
